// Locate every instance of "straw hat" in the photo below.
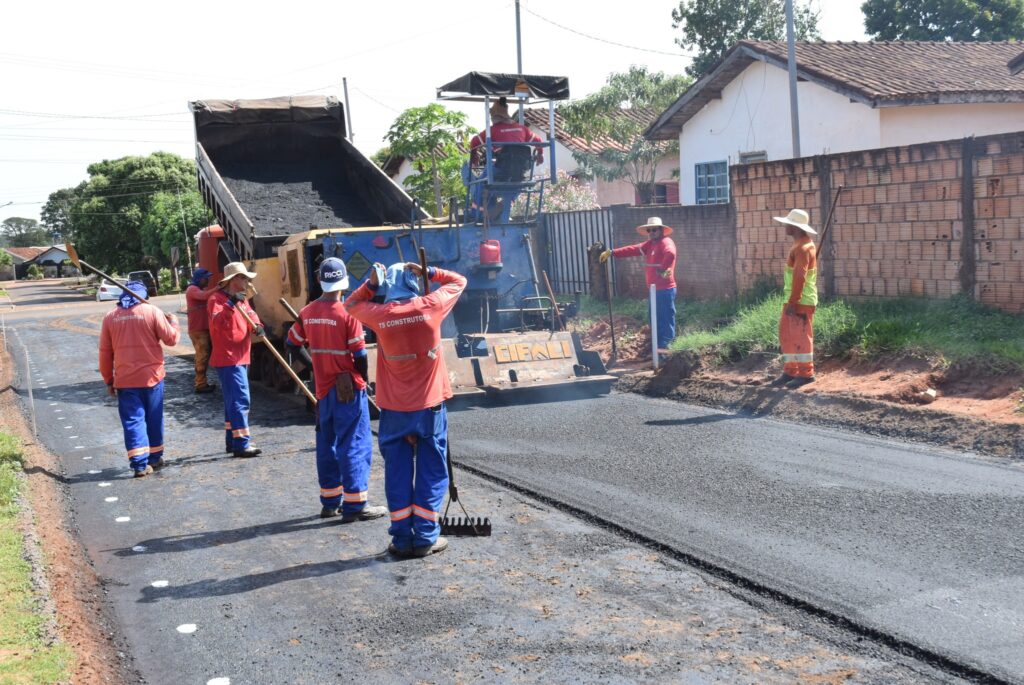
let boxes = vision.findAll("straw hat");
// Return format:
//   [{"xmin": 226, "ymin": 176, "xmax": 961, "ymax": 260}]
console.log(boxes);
[
  {"xmin": 218, "ymin": 261, "xmax": 257, "ymax": 285},
  {"xmin": 636, "ymin": 216, "xmax": 673, "ymax": 236},
  {"xmin": 772, "ymin": 209, "xmax": 817, "ymax": 235}
]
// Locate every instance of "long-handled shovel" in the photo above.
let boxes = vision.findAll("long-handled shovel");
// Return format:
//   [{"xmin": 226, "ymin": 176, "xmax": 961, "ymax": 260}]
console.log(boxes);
[
  {"xmin": 66, "ymin": 243, "xmax": 148, "ymax": 305},
  {"xmin": 233, "ymin": 285, "xmax": 318, "ymax": 406},
  {"xmin": 605, "ymin": 248, "xmax": 618, "ymax": 367}
]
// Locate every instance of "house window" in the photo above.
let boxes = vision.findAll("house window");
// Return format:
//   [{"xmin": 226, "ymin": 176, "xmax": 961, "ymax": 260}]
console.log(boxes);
[
  {"xmin": 695, "ymin": 161, "xmax": 729, "ymax": 205},
  {"xmin": 634, "ymin": 183, "xmax": 680, "ymax": 206},
  {"xmin": 739, "ymin": 150, "xmax": 767, "ymax": 164}
]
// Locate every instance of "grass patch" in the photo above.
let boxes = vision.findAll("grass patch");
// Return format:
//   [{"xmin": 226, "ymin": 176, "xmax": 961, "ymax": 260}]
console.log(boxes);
[
  {"xmin": 0, "ymin": 432, "xmax": 72, "ymax": 684},
  {"xmin": 577, "ymin": 289, "xmax": 1024, "ymax": 372}
]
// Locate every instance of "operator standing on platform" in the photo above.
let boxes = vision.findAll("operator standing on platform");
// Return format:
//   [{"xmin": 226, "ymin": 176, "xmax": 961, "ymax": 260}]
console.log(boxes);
[
  {"xmin": 208, "ymin": 262, "xmax": 264, "ymax": 458},
  {"xmin": 600, "ymin": 216, "xmax": 678, "ymax": 352},
  {"xmin": 345, "ymin": 261, "xmax": 467, "ymax": 558},
  {"xmin": 184, "ymin": 267, "xmax": 218, "ymax": 394},
  {"xmin": 286, "ymin": 258, "xmax": 387, "ymax": 522},
  {"xmin": 99, "ymin": 281, "xmax": 181, "ymax": 477}
]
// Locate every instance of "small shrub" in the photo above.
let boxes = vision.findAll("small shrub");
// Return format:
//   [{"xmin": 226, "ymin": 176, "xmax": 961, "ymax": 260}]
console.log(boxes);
[
  {"xmin": 157, "ymin": 268, "xmax": 175, "ymax": 295},
  {"xmin": 26, "ymin": 265, "xmax": 43, "ymax": 280}
]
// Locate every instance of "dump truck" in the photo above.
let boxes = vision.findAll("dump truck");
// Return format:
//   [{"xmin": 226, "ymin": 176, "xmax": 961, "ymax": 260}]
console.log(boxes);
[{"xmin": 189, "ymin": 81, "xmax": 612, "ymax": 403}]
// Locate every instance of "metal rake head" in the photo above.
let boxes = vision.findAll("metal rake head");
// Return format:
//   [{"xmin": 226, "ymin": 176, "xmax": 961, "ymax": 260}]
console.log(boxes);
[{"xmin": 439, "ymin": 516, "xmax": 492, "ymax": 537}]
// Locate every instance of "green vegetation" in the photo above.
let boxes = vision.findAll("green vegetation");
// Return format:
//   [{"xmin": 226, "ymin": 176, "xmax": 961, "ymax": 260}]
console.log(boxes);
[
  {"xmin": 578, "ymin": 289, "xmax": 1024, "ymax": 372},
  {"xmin": 0, "ymin": 432, "xmax": 73, "ymax": 684},
  {"xmin": 26, "ymin": 265, "xmax": 43, "ymax": 281}
]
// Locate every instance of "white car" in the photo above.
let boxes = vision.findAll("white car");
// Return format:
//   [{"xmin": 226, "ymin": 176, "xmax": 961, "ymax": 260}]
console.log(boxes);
[{"xmin": 96, "ymin": 280, "xmax": 128, "ymax": 302}]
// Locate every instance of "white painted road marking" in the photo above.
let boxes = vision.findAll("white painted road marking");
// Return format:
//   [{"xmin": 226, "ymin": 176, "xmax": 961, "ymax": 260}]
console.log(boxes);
[
  {"xmin": 176, "ymin": 624, "xmax": 197, "ymax": 634},
  {"xmin": 104, "ymin": 497, "xmax": 118, "ymax": 503},
  {"xmin": 151, "ymin": 580, "xmax": 169, "ymax": 588},
  {"xmin": 115, "ymin": 516, "xmax": 130, "ymax": 523}
]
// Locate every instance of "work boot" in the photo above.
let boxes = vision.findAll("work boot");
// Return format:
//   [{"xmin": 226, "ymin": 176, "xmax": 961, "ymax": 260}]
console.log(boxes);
[
  {"xmin": 320, "ymin": 507, "xmax": 340, "ymax": 519},
  {"xmin": 149, "ymin": 458, "xmax": 165, "ymax": 471},
  {"xmin": 387, "ymin": 542, "xmax": 412, "ymax": 558},
  {"xmin": 769, "ymin": 373, "xmax": 794, "ymax": 387},
  {"xmin": 233, "ymin": 447, "xmax": 262, "ymax": 458},
  {"xmin": 133, "ymin": 465, "xmax": 154, "ymax": 478},
  {"xmin": 195, "ymin": 385, "xmax": 216, "ymax": 394},
  {"xmin": 785, "ymin": 376, "xmax": 815, "ymax": 389},
  {"xmin": 411, "ymin": 536, "xmax": 449, "ymax": 558},
  {"xmin": 341, "ymin": 505, "xmax": 388, "ymax": 523}
]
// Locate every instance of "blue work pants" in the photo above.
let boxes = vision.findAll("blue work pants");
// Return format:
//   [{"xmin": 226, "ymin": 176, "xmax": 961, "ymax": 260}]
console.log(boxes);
[
  {"xmin": 650, "ymin": 287, "xmax": 677, "ymax": 349},
  {"xmin": 378, "ymin": 404, "xmax": 449, "ymax": 550},
  {"xmin": 216, "ymin": 365, "xmax": 251, "ymax": 451},
  {"xmin": 117, "ymin": 382, "xmax": 165, "ymax": 472},
  {"xmin": 316, "ymin": 387, "xmax": 373, "ymax": 512}
]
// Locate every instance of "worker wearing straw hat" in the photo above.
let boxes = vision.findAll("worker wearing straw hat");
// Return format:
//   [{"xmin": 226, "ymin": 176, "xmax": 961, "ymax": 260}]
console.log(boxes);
[
  {"xmin": 208, "ymin": 262, "xmax": 264, "ymax": 458},
  {"xmin": 599, "ymin": 217, "xmax": 678, "ymax": 352},
  {"xmin": 771, "ymin": 209, "xmax": 818, "ymax": 389}
]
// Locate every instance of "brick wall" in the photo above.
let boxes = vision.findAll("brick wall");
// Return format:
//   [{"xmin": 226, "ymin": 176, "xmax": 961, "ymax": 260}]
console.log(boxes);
[
  {"xmin": 609, "ymin": 203, "xmax": 736, "ymax": 300},
  {"xmin": 730, "ymin": 130, "xmax": 1024, "ymax": 313}
]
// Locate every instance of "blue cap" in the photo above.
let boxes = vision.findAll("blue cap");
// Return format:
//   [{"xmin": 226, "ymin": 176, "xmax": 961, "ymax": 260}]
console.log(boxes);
[
  {"xmin": 117, "ymin": 281, "xmax": 148, "ymax": 309},
  {"xmin": 191, "ymin": 268, "xmax": 212, "ymax": 286},
  {"xmin": 318, "ymin": 257, "xmax": 349, "ymax": 293},
  {"xmin": 383, "ymin": 263, "xmax": 421, "ymax": 303}
]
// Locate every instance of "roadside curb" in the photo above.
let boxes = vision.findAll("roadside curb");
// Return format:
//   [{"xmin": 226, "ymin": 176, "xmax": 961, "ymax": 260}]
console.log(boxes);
[{"xmin": 617, "ymin": 372, "xmax": 1024, "ymax": 459}]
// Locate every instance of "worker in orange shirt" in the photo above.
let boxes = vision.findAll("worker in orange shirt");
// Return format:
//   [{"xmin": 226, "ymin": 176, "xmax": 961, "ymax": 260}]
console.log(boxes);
[
  {"xmin": 770, "ymin": 209, "xmax": 818, "ymax": 389},
  {"xmin": 599, "ymin": 216, "xmax": 677, "ymax": 352},
  {"xmin": 184, "ymin": 268, "xmax": 218, "ymax": 393},
  {"xmin": 99, "ymin": 281, "xmax": 181, "ymax": 477},
  {"xmin": 208, "ymin": 262, "xmax": 264, "ymax": 458},
  {"xmin": 345, "ymin": 261, "xmax": 467, "ymax": 558}
]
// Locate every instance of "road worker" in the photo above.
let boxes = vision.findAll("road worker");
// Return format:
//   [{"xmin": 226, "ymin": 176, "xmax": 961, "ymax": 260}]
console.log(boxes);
[
  {"xmin": 98, "ymin": 281, "xmax": 181, "ymax": 477},
  {"xmin": 345, "ymin": 261, "xmax": 467, "ymax": 558},
  {"xmin": 599, "ymin": 216, "xmax": 678, "ymax": 352},
  {"xmin": 184, "ymin": 268, "xmax": 218, "ymax": 394},
  {"xmin": 285, "ymin": 258, "xmax": 387, "ymax": 522},
  {"xmin": 208, "ymin": 262, "xmax": 263, "ymax": 458},
  {"xmin": 770, "ymin": 209, "xmax": 818, "ymax": 389},
  {"xmin": 468, "ymin": 97, "xmax": 544, "ymax": 222}
]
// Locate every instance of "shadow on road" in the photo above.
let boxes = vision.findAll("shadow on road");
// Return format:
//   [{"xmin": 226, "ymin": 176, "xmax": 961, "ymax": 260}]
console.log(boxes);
[
  {"xmin": 137, "ymin": 552, "xmax": 389, "ymax": 602},
  {"xmin": 645, "ymin": 413, "xmax": 739, "ymax": 427}
]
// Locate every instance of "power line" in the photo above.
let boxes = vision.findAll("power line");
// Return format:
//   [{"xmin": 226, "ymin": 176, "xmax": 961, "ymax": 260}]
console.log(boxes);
[
  {"xmin": 350, "ymin": 86, "xmax": 403, "ymax": 114},
  {"xmin": 521, "ymin": 5, "xmax": 690, "ymax": 58},
  {"xmin": 0, "ymin": 134, "xmax": 188, "ymax": 144},
  {"xmin": 0, "ymin": 108, "xmax": 187, "ymax": 122}
]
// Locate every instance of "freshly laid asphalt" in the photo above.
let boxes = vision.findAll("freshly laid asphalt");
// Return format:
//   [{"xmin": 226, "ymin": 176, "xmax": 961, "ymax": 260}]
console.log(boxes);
[
  {"xmin": 2, "ymin": 280, "xmax": 1006, "ymax": 684},
  {"xmin": 449, "ymin": 394, "xmax": 1024, "ymax": 682}
]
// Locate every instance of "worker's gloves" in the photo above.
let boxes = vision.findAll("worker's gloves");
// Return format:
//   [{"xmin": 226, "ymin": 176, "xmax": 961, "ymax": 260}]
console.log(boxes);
[
  {"xmin": 253, "ymin": 324, "xmax": 266, "ymax": 338},
  {"xmin": 659, "ymin": 269, "xmax": 672, "ymax": 279},
  {"xmin": 231, "ymin": 291, "xmax": 248, "ymax": 303},
  {"xmin": 599, "ymin": 249, "xmax": 612, "ymax": 264}
]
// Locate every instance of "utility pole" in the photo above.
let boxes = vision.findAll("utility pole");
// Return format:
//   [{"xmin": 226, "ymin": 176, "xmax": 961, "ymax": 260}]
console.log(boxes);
[
  {"xmin": 175, "ymin": 186, "xmax": 195, "ymax": 286},
  {"xmin": 515, "ymin": 0, "xmax": 525, "ymax": 124},
  {"xmin": 785, "ymin": 0, "xmax": 801, "ymax": 158},
  {"xmin": 342, "ymin": 77, "xmax": 354, "ymax": 142}
]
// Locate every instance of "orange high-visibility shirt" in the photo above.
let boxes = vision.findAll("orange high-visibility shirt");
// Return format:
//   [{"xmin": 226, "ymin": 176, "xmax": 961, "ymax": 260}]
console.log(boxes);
[
  {"xmin": 99, "ymin": 303, "xmax": 180, "ymax": 389},
  {"xmin": 611, "ymin": 236, "xmax": 677, "ymax": 290},
  {"xmin": 208, "ymin": 289, "xmax": 262, "ymax": 367},
  {"xmin": 286, "ymin": 298, "xmax": 366, "ymax": 400},
  {"xmin": 345, "ymin": 268, "xmax": 467, "ymax": 412}
]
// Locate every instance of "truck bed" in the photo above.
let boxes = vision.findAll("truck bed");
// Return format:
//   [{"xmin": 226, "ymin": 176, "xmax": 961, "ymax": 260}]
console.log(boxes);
[{"xmin": 217, "ymin": 154, "xmax": 379, "ymax": 237}]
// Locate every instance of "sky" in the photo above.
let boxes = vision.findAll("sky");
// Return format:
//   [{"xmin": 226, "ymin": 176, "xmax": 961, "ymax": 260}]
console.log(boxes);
[{"xmin": 1, "ymin": 0, "xmax": 869, "ymax": 223}]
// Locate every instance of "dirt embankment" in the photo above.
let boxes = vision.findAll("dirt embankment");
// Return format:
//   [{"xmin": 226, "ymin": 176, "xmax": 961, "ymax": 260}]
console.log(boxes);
[
  {"xmin": 0, "ymin": 352, "xmax": 130, "ymax": 684},
  {"xmin": 576, "ymin": 317, "xmax": 1024, "ymax": 458}
]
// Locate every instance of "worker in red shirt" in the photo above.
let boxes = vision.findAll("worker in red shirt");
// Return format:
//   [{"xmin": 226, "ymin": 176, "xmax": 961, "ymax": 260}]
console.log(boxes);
[
  {"xmin": 468, "ymin": 97, "xmax": 544, "ymax": 222},
  {"xmin": 286, "ymin": 258, "xmax": 387, "ymax": 522},
  {"xmin": 345, "ymin": 261, "xmax": 467, "ymax": 558},
  {"xmin": 184, "ymin": 268, "xmax": 218, "ymax": 394},
  {"xmin": 208, "ymin": 262, "xmax": 263, "ymax": 458},
  {"xmin": 770, "ymin": 209, "xmax": 818, "ymax": 389},
  {"xmin": 99, "ymin": 281, "xmax": 181, "ymax": 477},
  {"xmin": 600, "ymin": 216, "xmax": 678, "ymax": 352}
]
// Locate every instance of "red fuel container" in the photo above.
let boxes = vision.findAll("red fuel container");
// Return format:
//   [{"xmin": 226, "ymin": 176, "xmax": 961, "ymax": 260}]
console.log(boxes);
[{"xmin": 480, "ymin": 240, "xmax": 502, "ymax": 267}]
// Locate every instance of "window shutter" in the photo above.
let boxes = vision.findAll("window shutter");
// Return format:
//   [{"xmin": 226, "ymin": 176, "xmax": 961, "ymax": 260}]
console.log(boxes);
[{"xmin": 666, "ymin": 183, "xmax": 679, "ymax": 204}]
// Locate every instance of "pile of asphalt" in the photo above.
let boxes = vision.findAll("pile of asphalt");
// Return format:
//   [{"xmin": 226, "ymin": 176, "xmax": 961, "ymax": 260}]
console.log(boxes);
[{"xmin": 218, "ymin": 158, "xmax": 379, "ymax": 237}]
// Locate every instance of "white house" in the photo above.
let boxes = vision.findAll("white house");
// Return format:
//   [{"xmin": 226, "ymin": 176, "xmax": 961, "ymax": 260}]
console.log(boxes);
[{"xmin": 646, "ymin": 41, "xmax": 1024, "ymax": 205}]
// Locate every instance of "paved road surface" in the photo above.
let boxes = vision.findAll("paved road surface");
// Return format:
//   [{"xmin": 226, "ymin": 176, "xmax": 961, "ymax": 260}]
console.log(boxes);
[
  {"xmin": 0, "ymin": 282, "xmax": 971, "ymax": 684},
  {"xmin": 450, "ymin": 395, "xmax": 1024, "ymax": 682}
]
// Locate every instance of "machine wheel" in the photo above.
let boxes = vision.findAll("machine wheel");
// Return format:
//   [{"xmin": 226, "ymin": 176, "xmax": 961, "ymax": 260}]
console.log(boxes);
[
  {"xmin": 272, "ymin": 362, "xmax": 294, "ymax": 393},
  {"xmin": 259, "ymin": 351, "xmax": 278, "ymax": 388},
  {"xmin": 249, "ymin": 346, "xmax": 264, "ymax": 382}
]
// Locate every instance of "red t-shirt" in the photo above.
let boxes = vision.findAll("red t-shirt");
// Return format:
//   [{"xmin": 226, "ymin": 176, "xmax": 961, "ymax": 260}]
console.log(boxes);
[
  {"xmin": 207, "ymin": 289, "xmax": 262, "ymax": 367},
  {"xmin": 185, "ymin": 284, "xmax": 216, "ymax": 333},
  {"xmin": 286, "ymin": 298, "xmax": 366, "ymax": 400},
  {"xmin": 345, "ymin": 268, "xmax": 467, "ymax": 412},
  {"xmin": 611, "ymin": 236, "xmax": 677, "ymax": 290}
]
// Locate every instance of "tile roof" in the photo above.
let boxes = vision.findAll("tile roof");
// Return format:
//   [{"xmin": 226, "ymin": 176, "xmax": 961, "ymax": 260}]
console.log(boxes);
[
  {"xmin": 1011, "ymin": 50, "xmax": 1024, "ymax": 76},
  {"xmin": 648, "ymin": 41, "xmax": 1024, "ymax": 140},
  {"xmin": 523, "ymin": 107, "xmax": 658, "ymax": 154},
  {"xmin": 3, "ymin": 247, "xmax": 45, "ymax": 261}
]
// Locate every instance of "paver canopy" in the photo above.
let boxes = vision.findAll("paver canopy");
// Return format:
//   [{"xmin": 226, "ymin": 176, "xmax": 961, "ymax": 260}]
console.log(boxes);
[{"xmin": 436, "ymin": 72, "xmax": 570, "ymax": 101}]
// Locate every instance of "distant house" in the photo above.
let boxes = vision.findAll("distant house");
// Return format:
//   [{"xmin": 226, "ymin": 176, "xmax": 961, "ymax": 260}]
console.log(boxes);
[
  {"xmin": 1010, "ymin": 51, "xmax": 1024, "ymax": 76},
  {"xmin": 647, "ymin": 41, "xmax": 1024, "ymax": 205},
  {"xmin": 2, "ymin": 245, "xmax": 72, "ymax": 279}
]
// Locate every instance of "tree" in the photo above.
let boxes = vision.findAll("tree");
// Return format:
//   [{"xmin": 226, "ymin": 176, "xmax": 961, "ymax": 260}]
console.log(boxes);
[
  {"xmin": 561, "ymin": 67, "xmax": 690, "ymax": 205},
  {"xmin": 140, "ymin": 190, "xmax": 212, "ymax": 268},
  {"xmin": 40, "ymin": 186, "xmax": 82, "ymax": 243},
  {"xmin": 0, "ymin": 217, "xmax": 50, "ymax": 247},
  {"xmin": 672, "ymin": 0, "xmax": 821, "ymax": 79},
  {"xmin": 862, "ymin": 0, "xmax": 1024, "ymax": 41},
  {"xmin": 54, "ymin": 152, "xmax": 200, "ymax": 273},
  {"xmin": 385, "ymin": 104, "xmax": 472, "ymax": 216}
]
